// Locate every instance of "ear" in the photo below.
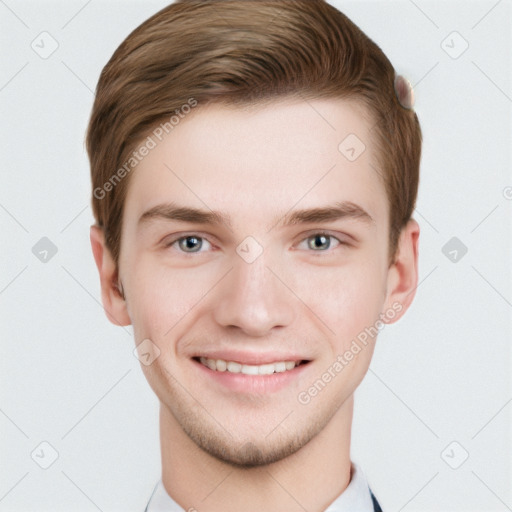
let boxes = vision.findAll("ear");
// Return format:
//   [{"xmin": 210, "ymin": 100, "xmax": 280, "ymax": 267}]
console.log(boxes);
[
  {"xmin": 90, "ymin": 225, "xmax": 131, "ymax": 326},
  {"xmin": 381, "ymin": 219, "xmax": 420, "ymax": 324}
]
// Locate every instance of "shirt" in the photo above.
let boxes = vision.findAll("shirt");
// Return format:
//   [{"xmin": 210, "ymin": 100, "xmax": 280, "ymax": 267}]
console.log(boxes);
[{"xmin": 145, "ymin": 462, "xmax": 382, "ymax": 512}]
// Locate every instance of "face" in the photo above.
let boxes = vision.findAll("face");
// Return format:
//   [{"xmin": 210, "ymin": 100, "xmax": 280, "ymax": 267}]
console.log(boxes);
[{"xmin": 92, "ymin": 97, "xmax": 419, "ymax": 468}]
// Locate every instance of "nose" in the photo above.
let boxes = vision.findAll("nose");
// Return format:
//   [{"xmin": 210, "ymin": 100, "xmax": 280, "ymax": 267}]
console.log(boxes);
[{"xmin": 212, "ymin": 251, "xmax": 295, "ymax": 337}]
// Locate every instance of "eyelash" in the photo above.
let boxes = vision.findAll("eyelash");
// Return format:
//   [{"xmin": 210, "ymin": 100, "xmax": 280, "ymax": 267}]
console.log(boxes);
[
  {"xmin": 297, "ymin": 232, "xmax": 345, "ymax": 250},
  {"xmin": 163, "ymin": 231, "xmax": 348, "ymax": 254}
]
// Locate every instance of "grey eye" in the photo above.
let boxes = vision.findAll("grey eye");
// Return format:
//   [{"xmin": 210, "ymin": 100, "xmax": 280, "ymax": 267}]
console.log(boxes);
[
  {"xmin": 178, "ymin": 236, "xmax": 203, "ymax": 252},
  {"xmin": 307, "ymin": 234, "xmax": 331, "ymax": 250}
]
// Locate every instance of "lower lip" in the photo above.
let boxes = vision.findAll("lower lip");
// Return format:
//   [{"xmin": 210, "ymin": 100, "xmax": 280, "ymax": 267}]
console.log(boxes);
[{"xmin": 192, "ymin": 358, "xmax": 310, "ymax": 394}]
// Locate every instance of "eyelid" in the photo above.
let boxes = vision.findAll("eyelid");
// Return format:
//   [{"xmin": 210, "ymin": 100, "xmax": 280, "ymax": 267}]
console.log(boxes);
[
  {"xmin": 296, "ymin": 230, "xmax": 351, "ymax": 246},
  {"xmin": 162, "ymin": 232, "xmax": 216, "ymax": 250},
  {"xmin": 160, "ymin": 230, "xmax": 351, "ymax": 251}
]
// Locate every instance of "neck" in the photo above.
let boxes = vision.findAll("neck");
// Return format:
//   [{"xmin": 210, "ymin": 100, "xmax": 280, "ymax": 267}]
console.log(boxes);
[{"xmin": 159, "ymin": 395, "xmax": 354, "ymax": 512}]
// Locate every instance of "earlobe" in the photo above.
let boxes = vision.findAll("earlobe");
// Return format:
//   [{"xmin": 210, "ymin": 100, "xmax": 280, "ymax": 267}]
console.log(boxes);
[
  {"xmin": 382, "ymin": 219, "xmax": 420, "ymax": 324},
  {"xmin": 90, "ymin": 225, "xmax": 131, "ymax": 326}
]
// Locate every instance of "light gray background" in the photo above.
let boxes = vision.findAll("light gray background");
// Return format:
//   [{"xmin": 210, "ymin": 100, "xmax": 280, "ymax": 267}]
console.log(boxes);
[{"xmin": 1, "ymin": 0, "xmax": 511, "ymax": 510}]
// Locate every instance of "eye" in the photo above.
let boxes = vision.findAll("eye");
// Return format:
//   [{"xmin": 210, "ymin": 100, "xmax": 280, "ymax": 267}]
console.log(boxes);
[
  {"xmin": 172, "ymin": 235, "xmax": 212, "ymax": 253},
  {"xmin": 298, "ymin": 233, "xmax": 343, "ymax": 251}
]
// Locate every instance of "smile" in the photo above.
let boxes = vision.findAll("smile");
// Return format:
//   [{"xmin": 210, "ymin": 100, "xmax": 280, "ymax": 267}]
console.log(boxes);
[
  {"xmin": 192, "ymin": 355, "xmax": 311, "ymax": 394},
  {"xmin": 197, "ymin": 357, "xmax": 305, "ymax": 375}
]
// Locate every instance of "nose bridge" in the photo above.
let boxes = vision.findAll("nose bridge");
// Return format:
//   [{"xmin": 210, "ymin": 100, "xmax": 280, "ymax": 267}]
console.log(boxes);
[{"xmin": 212, "ymin": 248, "xmax": 294, "ymax": 335}]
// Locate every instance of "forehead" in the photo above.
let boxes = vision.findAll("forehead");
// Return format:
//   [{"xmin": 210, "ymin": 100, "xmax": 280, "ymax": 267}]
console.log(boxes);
[{"xmin": 123, "ymin": 97, "xmax": 387, "ymax": 231}]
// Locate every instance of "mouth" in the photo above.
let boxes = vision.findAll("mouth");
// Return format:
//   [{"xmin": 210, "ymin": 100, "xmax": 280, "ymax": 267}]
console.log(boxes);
[
  {"xmin": 191, "ymin": 354, "xmax": 312, "ymax": 394},
  {"xmin": 193, "ymin": 356, "xmax": 310, "ymax": 375}
]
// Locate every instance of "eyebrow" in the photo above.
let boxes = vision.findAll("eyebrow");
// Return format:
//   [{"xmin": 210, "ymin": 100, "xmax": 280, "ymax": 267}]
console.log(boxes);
[
  {"xmin": 137, "ymin": 200, "xmax": 374, "ymax": 231},
  {"xmin": 277, "ymin": 201, "xmax": 374, "ymax": 228},
  {"xmin": 138, "ymin": 203, "xmax": 231, "ymax": 228}
]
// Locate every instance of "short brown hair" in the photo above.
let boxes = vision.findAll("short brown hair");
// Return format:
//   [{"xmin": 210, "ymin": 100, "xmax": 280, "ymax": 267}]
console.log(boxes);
[{"xmin": 87, "ymin": 0, "xmax": 421, "ymax": 267}]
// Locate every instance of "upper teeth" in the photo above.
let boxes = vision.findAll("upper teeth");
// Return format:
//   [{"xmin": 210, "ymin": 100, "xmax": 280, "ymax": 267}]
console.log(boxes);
[{"xmin": 199, "ymin": 357, "xmax": 299, "ymax": 375}]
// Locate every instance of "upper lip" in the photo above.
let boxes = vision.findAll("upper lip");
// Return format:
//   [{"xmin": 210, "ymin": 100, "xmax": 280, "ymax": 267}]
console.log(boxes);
[{"xmin": 193, "ymin": 351, "xmax": 310, "ymax": 365}]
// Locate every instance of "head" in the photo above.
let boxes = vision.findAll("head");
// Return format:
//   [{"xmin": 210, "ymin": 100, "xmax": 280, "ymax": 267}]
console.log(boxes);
[{"xmin": 88, "ymin": 0, "xmax": 421, "ymax": 468}]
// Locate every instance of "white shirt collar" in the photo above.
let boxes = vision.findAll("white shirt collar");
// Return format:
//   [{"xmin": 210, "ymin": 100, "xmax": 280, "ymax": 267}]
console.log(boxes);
[{"xmin": 145, "ymin": 462, "xmax": 376, "ymax": 512}]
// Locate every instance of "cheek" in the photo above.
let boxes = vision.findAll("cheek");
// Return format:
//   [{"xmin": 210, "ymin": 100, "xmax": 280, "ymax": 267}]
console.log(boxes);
[
  {"xmin": 292, "ymin": 257, "xmax": 386, "ymax": 345},
  {"xmin": 128, "ymin": 263, "xmax": 191, "ymax": 337},
  {"xmin": 127, "ymin": 258, "xmax": 227, "ymax": 341}
]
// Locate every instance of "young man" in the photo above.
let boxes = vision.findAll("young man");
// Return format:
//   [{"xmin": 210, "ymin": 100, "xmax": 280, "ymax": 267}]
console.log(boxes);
[{"xmin": 87, "ymin": 1, "xmax": 421, "ymax": 510}]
